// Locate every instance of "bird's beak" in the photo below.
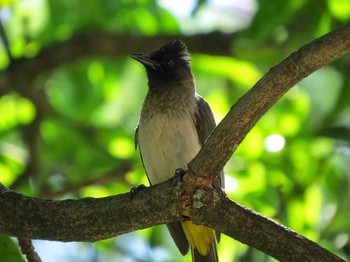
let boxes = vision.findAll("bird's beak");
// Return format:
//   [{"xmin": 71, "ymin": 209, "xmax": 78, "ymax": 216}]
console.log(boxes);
[{"xmin": 131, "ymin": 53, "xmax": 159, "ymax": 70}]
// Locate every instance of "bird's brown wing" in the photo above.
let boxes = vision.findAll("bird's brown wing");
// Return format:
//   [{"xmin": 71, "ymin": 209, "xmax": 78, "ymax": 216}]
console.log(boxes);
[
  {"xmin": 194, "ymin": 94, "xmax": 224, "ymax": 188},
  {"xmin": 194, "ymin": 95, "xmax": 216, "ymax": 145},
  {"xmin": 166, "ymin": 223, "xmax": 190, "ymax": 255}
]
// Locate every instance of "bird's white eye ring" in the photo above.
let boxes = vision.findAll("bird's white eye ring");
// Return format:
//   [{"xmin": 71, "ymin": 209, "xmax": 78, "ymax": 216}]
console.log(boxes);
[{"xmin": 164, "ymin": 58, "xmax": 173, "ymax": 67}]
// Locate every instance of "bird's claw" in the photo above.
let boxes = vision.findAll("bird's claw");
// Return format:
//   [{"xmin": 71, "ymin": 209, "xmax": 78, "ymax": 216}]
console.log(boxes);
[
  {"xmin": 130, "ymin": 184, "xmax": 147, "ymax": 200},
  {"xmin": 175, "ymin": 168, "xmax": 187, "ymax": 180}
]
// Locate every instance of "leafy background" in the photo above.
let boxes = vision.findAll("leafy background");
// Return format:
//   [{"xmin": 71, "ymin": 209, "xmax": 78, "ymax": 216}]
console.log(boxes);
[{"xmin": 0, "ymin": 0, "xmax": 349, "ymax": 261}]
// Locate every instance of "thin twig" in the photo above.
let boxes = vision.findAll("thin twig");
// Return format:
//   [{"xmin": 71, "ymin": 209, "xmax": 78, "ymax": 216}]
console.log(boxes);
[{"xmin": 17, "ymin": 238, "xmax": 42, "ymax": 262}]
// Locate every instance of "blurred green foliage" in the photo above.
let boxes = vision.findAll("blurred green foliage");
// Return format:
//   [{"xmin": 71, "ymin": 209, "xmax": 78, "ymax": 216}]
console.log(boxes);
[
  {"xmin": 0, "ymin": 0, "xmax": 349, "ymax": 261},
  {"xmin": 0, "ymin": 234, "xmax": 25, "ymax": 262}
]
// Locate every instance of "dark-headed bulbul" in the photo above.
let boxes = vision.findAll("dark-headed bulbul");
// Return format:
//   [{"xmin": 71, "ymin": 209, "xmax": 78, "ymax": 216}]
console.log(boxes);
[{"xmin": 132, "ymin": 40, "xmax": 224, "ymax": 262}]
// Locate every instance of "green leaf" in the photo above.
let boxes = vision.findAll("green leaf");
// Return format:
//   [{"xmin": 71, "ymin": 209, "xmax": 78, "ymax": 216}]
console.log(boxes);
[
  {"xmin": 0, "ymin": 235, "xmax": 25, "ymax": 262},
  {"xmin": 327, "ymin": 0, "xmax": 350, "ymax": 21}
]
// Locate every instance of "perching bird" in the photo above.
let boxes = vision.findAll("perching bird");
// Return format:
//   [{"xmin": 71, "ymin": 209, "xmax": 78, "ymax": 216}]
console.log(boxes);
[{"xmin": 132, "ymin": 40, "xmax": 224, "ymax": 262}]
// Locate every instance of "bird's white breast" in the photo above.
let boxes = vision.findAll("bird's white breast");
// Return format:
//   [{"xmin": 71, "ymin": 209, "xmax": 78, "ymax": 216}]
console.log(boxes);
[{"xmin": 138, "ymin": 112, "xmax": 201, "ymax": 184}]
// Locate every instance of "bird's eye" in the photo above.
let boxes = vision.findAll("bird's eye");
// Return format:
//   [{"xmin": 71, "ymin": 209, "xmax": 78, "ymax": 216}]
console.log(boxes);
[{"xmin": 163, "ymin": 59, "xmax": 174, "ymax": 68}]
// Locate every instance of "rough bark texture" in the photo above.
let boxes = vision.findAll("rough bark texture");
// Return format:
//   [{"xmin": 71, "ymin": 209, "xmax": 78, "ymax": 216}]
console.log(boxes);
[
  {"xmin": 0, "ymin": 179, "xmax": 180, "ymax": 241},
  {"xmin": 191, "ymin": 188, "xmax": 344, "ymax": 262}
]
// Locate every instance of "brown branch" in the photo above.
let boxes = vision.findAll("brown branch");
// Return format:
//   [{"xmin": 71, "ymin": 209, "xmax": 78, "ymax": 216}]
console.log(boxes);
[
  {"xmin": 0, "ymin": 178, "xmax": 344, "ymax": 262},
  {"xmin": 188, "ymin": 24, "xmax": 350, "ymax": 177},
  {"xmin": 0, "ymin": 179, "xmax": 180, "ymax": 241},
  {"xmin": 17, "ymin": 238, "xmax": 42, "ymax": 262},
  {"xmin": 192, "ymin": 188, "xmax": 344, "ymax": 262}
]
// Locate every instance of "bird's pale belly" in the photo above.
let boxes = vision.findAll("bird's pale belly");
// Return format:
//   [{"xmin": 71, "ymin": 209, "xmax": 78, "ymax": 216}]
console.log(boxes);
[{"xmin": 138, "ymin": 113, "xmax": 201, "ymax": 185}]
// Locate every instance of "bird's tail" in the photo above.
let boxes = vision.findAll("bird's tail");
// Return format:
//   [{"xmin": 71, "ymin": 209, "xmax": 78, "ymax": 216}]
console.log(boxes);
[{"xmin": 192, "ymin": 241, "xmax": 218, "ymax": 262}]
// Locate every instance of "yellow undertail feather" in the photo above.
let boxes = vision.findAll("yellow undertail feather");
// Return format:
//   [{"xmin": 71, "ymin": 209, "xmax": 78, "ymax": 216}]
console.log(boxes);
[{"xmin": 181, "ymin": 221, "xmax": 216, "ymax": 255}]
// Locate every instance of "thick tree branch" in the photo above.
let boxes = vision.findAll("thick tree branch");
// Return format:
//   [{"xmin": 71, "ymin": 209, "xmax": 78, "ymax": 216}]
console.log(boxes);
[
  {"xmin": 0, "ymin": 179, "xmax": 344, "ymax": 261},
  {"xmin": 0, "ymin": 178, "xmax": 180, "ymax": 241},
  {"xmin": 0, "ymin": 25, "xmax": 349, "ymax": 262},
  {"xmin": 188, "ymin": 24, "xmax": 350, "ymax": 177},
  {"xmin": 191, "ymin": 188, "xmax": 344, "ymax": 262}
]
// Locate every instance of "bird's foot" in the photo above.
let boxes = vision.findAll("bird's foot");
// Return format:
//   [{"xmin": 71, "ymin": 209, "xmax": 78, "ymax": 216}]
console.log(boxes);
[
  {"xmin": 130, "ymin": 184, "xmax": 147, "ymax": 200},
  {"xmin": 175, "ymin": 168, "xmax": 187, "ymax": 180}
]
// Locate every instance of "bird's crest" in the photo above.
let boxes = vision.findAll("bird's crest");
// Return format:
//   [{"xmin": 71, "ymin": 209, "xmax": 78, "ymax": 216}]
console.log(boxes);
[{"xmin": 150, "ymin": 39, "xmax": 191, "ymax": 63}]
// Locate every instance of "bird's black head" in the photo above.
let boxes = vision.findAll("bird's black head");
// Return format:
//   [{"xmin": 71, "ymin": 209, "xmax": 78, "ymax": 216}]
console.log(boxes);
[{"xmin": 131, "ymin": 40, "xmax": 192, "ymax": 85}]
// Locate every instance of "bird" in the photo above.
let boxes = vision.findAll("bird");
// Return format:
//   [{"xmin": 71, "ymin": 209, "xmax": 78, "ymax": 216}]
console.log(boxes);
[{"xmin": 132, "ymin": 39, "xmax": 224, "ymax": 262}]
